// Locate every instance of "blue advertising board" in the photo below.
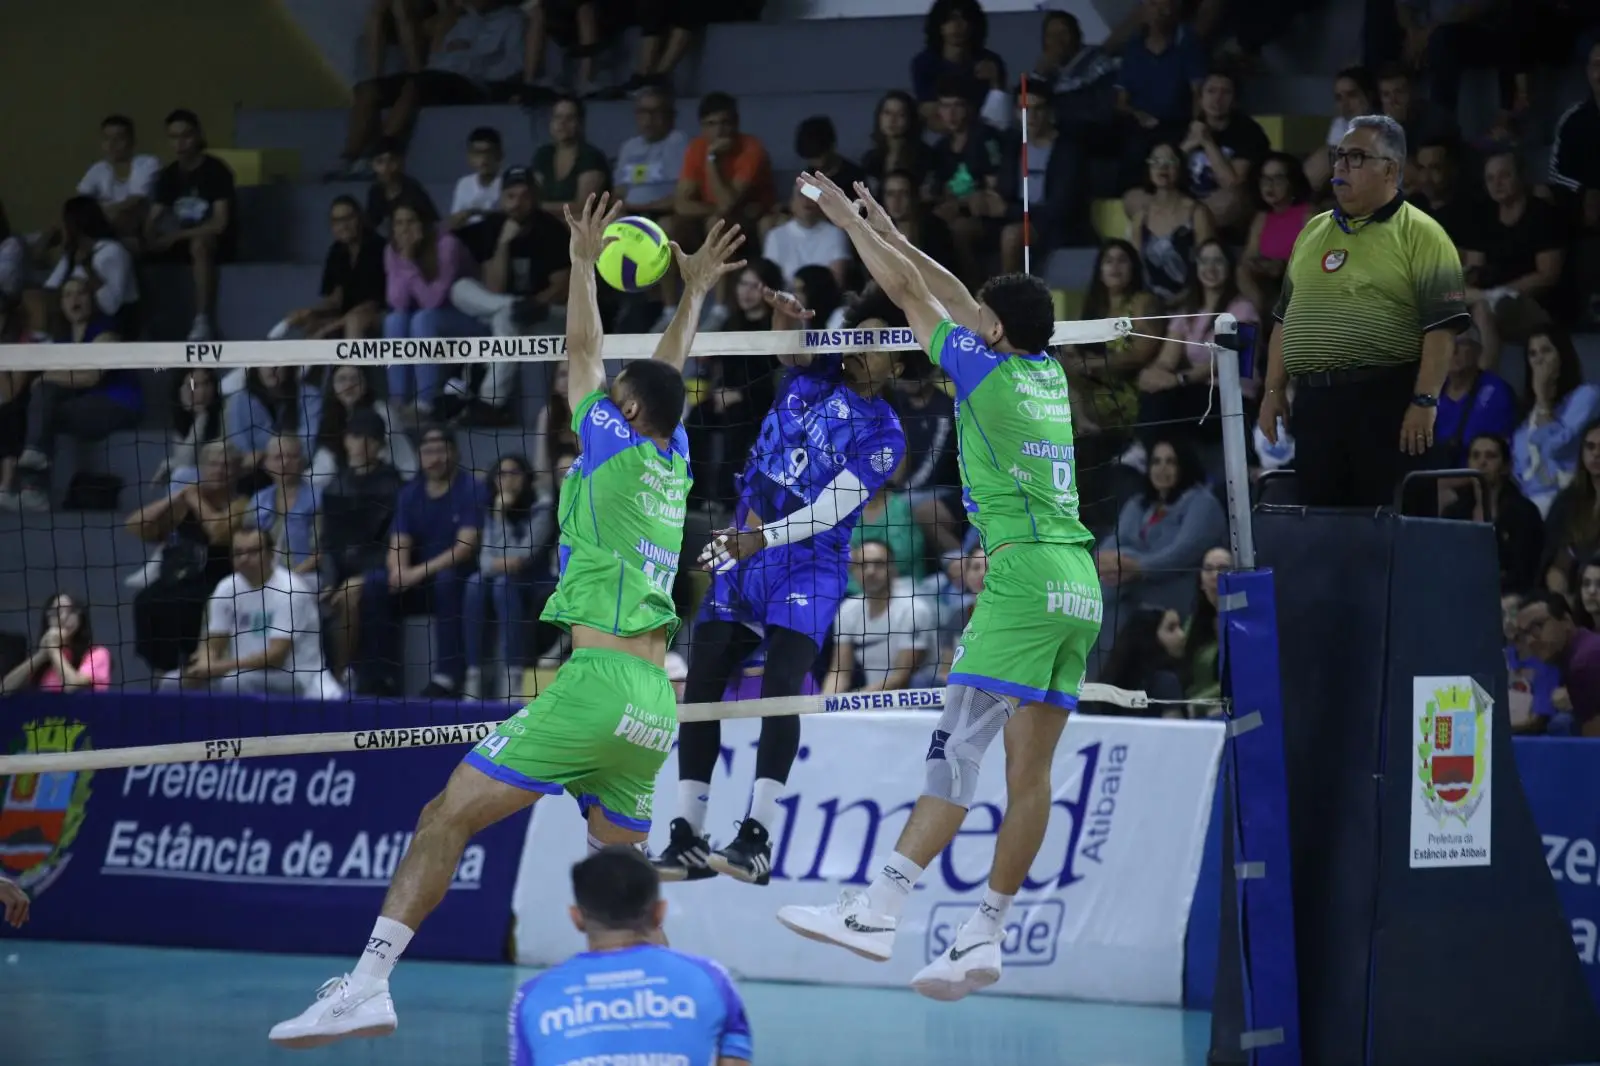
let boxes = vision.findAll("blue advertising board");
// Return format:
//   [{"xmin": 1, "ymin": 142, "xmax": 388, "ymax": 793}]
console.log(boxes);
[
  {"xmin": 1514, "ymin": 737, "xmax": 1600, "ymax": 1008},
  {"xmin": 0, "ymin": 694, "xmax": 528, "ymax": 962}
]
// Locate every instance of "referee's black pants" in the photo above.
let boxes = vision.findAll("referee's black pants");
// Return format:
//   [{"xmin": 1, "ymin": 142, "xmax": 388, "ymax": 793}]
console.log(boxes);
[{"xmin": 1290, "ymin": 362, "xmax": 1436, "ymax": 511}]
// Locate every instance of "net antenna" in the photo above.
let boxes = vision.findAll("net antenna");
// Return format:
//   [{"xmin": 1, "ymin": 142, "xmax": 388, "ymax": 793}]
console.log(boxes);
[{"xmin": 0, "ymin": 311, "xmax": 1248, "ymax": 776}]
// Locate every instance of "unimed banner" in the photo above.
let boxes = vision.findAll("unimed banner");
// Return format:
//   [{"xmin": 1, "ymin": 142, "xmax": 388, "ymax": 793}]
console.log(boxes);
[
  {"xmin": 0, "ymin": 694, "xmax": 528, "ymax": 962},
  {"xmin": 1517, "ymin": 738, "xmax": 1600, "ymax": 1007},
  {"xmin": 513, "ymin": 713, "xmax": 1225, "ymax": 1005}
]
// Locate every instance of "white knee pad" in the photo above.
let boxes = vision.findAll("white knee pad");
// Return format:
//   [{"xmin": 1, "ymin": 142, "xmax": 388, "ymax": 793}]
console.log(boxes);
[
  {"xmin": 588, "ymin": 832, "xmax": 650, "ymax": 857},
  {"xmin": 923, "ymin": 684, "xmax": 1016, "ymax": 808}
]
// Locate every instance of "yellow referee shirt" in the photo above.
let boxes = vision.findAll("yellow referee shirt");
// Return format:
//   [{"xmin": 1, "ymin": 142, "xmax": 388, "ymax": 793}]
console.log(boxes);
[{"xmin": 1272, "ymin": 196, "xmax": 1468, "ymax": 376}]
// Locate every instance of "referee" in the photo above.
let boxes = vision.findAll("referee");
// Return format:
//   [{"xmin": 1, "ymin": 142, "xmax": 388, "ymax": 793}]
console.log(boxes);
[{"xmin": 1258, "ymin": 114, "xmax": 1469, "ymax": 508}]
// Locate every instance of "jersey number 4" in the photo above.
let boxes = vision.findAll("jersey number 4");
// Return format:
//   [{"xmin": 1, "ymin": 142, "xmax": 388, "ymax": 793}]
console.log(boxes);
[{"xmin": 642, "ymin": 560, "xmax": 676, "ymax": 595}]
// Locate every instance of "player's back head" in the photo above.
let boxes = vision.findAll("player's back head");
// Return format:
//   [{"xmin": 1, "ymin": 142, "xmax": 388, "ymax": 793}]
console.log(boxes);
[
  {"xmin": 975, "ymin": 272, "xmax": 1055, "ymax": 355},
  {"xmin": 613, "ymin": 359, "xmax": 686, "ymax": 440},
  {"xmin": 569, "ymin": 845, "xmax": 665, "ymax": 939},
  {"xmin": 841, "ymin": 281, "xmax": 907, "ymax": 391}
]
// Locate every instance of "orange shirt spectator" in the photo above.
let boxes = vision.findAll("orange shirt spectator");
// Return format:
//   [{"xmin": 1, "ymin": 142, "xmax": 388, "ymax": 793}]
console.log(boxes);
[{"xmin": 676, "ymin": 92, "xmax": 775, "ymax": 220}]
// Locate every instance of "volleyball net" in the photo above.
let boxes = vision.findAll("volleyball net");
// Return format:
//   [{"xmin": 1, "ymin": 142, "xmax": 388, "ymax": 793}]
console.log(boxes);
[{"xmin": 0, "ymin": 315, "xmax": 1254, "ymax": 777}]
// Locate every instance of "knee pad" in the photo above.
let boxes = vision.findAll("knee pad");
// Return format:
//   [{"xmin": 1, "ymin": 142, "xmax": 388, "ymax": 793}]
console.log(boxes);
[
  {"xmin": 923, "ymin": 684, "xmax": 1016, "ymax": 808},
  {"xmin": 588, "ymin": 832, "xmax": 650, "ymax": 857}
]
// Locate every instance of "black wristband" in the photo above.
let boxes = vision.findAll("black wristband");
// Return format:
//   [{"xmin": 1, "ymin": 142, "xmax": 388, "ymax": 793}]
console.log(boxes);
[{"xmin": 1411, "ymin": 393, "xmax": 1438, "ymax": 408}]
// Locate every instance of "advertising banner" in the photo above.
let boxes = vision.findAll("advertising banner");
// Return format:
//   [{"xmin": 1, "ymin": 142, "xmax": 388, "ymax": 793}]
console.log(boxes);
[
  {"xmin": 1409, "ymin": 676, "xmax": 1494, "ymax": 869},
  {"xmin": 0, "ymin": 694, "xmax": 528, "ymax": 962},
  {"xmin": 1516, "ymin": 738, "xmax": 1600, "ymax": 1008},
  {"xmin": 513, "ymin": 713, "xmax": 1224, "ymax": 1005}
]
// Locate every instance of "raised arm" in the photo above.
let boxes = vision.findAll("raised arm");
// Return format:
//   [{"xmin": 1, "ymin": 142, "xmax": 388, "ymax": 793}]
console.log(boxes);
[
  {"xmin": 796, "ymin": 172, "xmax": 949, "ymax": 352},
  {"xmin": 850, "ymin": 177, "xmax": 983, "ymax": 331},
  {"xmin": 561, "ymin": 193, "xmax": 624, "ymax": 401},
  {"xmin": 652, "ymin": 219, "xmax": 748, "ymax": 372}
]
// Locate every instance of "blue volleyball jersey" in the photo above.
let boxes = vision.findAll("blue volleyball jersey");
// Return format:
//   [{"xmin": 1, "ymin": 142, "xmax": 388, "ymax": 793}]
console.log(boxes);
[
  {"xmin": 735, "ymin": 355, "xmax": 904, "ymax": 558},
  {"xmin": 510, "ymin": 944, "xmax": 753, "ymax": 1066}
]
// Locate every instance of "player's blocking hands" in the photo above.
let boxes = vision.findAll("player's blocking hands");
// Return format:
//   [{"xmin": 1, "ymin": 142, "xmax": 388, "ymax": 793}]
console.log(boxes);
[
  {"xmin": 698, "ymin": 527, "xmax": 766, "ymax": 571},
  {"xmin": 1, "ymin": 875, "xmax": 30, "ymax": 928},
  {"xmin": 672, "ymin": 219, "xmax": 746, "ymax": 296},
  {"xmin": 851, "ymin": 181, "xmax": 899, "ymax": 238},
  {"xmin": 563, "ymin": 192, "xmax": 622, "ymax": 265},
  {"xmin": 761, "ymin": 286, "xmax": 814, "ymax": 330},
  {"xmin": 796, "ymin": 172, "xmax": 860, "ymax": 230}
]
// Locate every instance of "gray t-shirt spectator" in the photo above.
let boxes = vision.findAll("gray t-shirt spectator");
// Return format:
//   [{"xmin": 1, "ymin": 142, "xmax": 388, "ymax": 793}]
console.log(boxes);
[
  {"xmin": 428, "ymin": 5, "xmax": 525, "ymax": 88},
  {"xmin": 614, "ymin": 130, "xmax": 690, "ymax": 206},
  {"xmin": 479, "ymin": 505, "xmax": 551, "ymax": 575}
]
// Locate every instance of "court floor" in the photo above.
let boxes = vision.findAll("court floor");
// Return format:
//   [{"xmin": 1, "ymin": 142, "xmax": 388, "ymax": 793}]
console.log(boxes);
[{"xmin": 1, "ymin": 941, "xmax": 1214, "ymax": 1066}]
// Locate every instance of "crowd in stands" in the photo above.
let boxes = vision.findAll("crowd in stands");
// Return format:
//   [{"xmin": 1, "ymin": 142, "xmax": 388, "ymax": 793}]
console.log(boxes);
[{"xmin": 0, "ymin": 0, "xmax": 1598, "ymax": 738}]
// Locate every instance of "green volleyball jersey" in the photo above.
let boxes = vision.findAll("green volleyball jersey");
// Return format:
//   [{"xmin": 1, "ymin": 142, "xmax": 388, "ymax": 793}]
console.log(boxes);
[
  {"xmin": 541, "ymin": 389, "xmax": 692, "ymax": 639},
  {"xmin": 928, "ymin": 320, "xmax": 1094, "ymax": 552}
]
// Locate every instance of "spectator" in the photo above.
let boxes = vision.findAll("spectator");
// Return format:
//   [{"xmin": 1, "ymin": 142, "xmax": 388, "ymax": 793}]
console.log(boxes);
[
  {"xmin": 1304, "ymin": 66, "xmax": 1378, "ymax": 191},
  {"xmin": 447, "ymin": 126, "xmax": 505, "ymax": 260},
  {"xmin": 44, "ymin": 196, "xmax": 140, "ymax": 339},
  {"xmin": 164, "ymin": 525, "xmax": 337, "ymax": 698},
  {"xmin": 1442, "ymin": 433, "xmax": 1543, "ymax": 592},
  {"xmin": 1401, "ymin": 0, "xmax": 1528, "ymax": 126},
  {"xmin": 1540, "ymin": 421, "xmax": 1600, "ymax": 594},
  {"xmin": 127, "ymin": 441, "xmax": 249, "ymax": 675},
  {"xmin": 1032, "ymin": 10, "xmax": 1119, "ymax": 122},
  {"xmin": 521, "ymin": 0, "xmax": 619, "ymax": 99},
  {"xmin": 1511, "ymin": 328, "xmax": 1600, "ymax": 515},
  {"xmin": 1127, "ymin": 142, "xmax": 1218, "ymax": 307},
  {"xmin": 926, "ymin": 543, "xmax": 986, "ymax": 685},
  {"xmin": 533, "ymin": 95, "xmax": 610, "ymax": 217},
  {"xmin": 225, "ymin": 366, "xmax": 323, "ymax": 482},
  {"xmin": 0, "ymin": 199, "xmax": 22, "ymax": 301},
  {"xmin": 1549, "ymin": 40, "xmax": 1600, "ymax": 232},
  {"xmin": 796, "ymin": 115, "xmax": 870, "ymax": 196},
  {"xmin": 0, "ymin": 593, "xmax": 112, "ymax": 695},
  {"xmin": 1516, "ymin": 591, "xmax": 1600, "ymax": 736},
  {"xmin": 999, "ymin": 80, "xmax": 1066, "ymax": 273},
  {"xmin": 791, "ymin": 265, "xmax": 844, "ymax": 330},
  {"xmin": 321, "ymin": 408, "xmax": 404, "ymax": 678},
  {"xmin": 252, "ymin": 433, "xmax": 325, "ymax": 590},
  {"xmin": 1136, "ymin": 238, "xmax": 1258, "ymax": 442},
  {"xmin": 273, "ymin": 195, "xmax": 386, "ymax": 342},
  {"xmin": 664, "ymin": 92, "xmax": 775, "ymax": 317},
  {"xmin": 1115, "ymin": 0, "xmax": 1208, "ymax": 189},
  {"xmin": 1182, "ymin": 546, "xmax": 1233, "ymax": 713},
  {"xmin": 620, "ymin": 0, "xmax": 701, "ymax": 95},
  {"xmin": 888, "ymin": 350, "xmax": 962, "ymax": 557},
  {"xmin": 346, "ymin": 424, "xmax": 485, "ymax": 697},
  {"xmin": 383, "ymin": 202, "xmax": 481, "ymax": 420},
  {"xmin": 1176, "ymin": 70, "xmax": 1269, "ymax": 231},
  {"xmin": 762, "ymin": 183, "xmax": 852, "ymax": 288},
  {"xmin": 1096, "ymin": 436, "xmax": 1227, "ymax": 658},
  {"xmin": 77, "ymin": 114, "xmax": 160, "ymax": 241},
  {"xmin": 1088, "ymin": 607, "xmax": 1186, "ymax": 713},
  {"xmin": 911, "ymin": 0, "xmax": 1009, "ymax": 133},
  {"xmin": 1504, "ymin": 588, "xmax": 1562, "ymax": 734},
  {"xmin": 1239, "ymin": 152, "xmax": 1314, "ymax": 312},
  {"xmin": 145, "ymin": 109, "xmax": 236, "ymax": 343},
  {"xmin": 464, "ymin": 453, "xmax": 551, "ymax": 702},
  {"xmin": 878, "ymin": 169, "xmax": 960, "ymax": 276},
  {"xmin": 361, "ymin": 0, "xmax": 435, "ymax": 80},
  {"xmin": 316, "ymin": 364, "xmax": 417, "ymax": 483},
  {"xmin": 613, "ymin": 87, "xmax": 689, "ymax": 220},
  {"xmin": 531, "ymin": 366, "xmax": 578, "ymax": 504},
  {"xmin": 1433, "ymin": 326, "xmax": 1516, "ymax": 465},
  {"xmin": 1578, "ymin": 555, "xmax": 1600, "ymax": 629},
  {"xmin": 365, "ymin": 138, "xmax": 440, "ymax": 234},
  {"xmin": 123, "ymin": 368, "xmax": 227, "ymax": 590},
  {"xmin": 10, "ymin": 278, "xmax": 140, "ymax": 511},
  {"xmin": 1376, "ymin": 65, "xmax": 1449, "ymax": 186},
  {"xmin": 825, "ymin": 539, "xmax": 935, "ymax": 694},
  {"xmin": 927, "ymin": 74, "xmax": 1007, "ymax": 286},
  {"xmin": 329, "ymin": 0, "xmax": 524, "ymax": 178},
  {"xmin": 0, "ymin": 296, "xmax": 37, "ymax": 510},
  {"xmin": 850, "ymin": 487, "xmax": 926, "ymax": 589},
  {"xmin": 1413, "ymin": 135, "xmax": 1475, "ymax": 249},
  {"xmin": 1059, "ymin": 239, "xmax": 1161, "ymax": 441},
  {"xmin": 861, "ymin": 90, "xmax": 936, "ymax": 195},
  {"xmin": 1461, "ymin": 149, "xmax": 1565, "ymax": 342}
]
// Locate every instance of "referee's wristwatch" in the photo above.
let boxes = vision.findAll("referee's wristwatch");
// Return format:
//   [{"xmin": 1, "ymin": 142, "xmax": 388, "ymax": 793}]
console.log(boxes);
[{"xmin": 1411, "ymin": 393, "xmax": 1438, "ymax": 409}]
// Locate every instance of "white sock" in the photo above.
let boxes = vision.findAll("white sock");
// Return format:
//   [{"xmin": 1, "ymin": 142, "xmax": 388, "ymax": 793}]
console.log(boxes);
[
  {"xmin": 969, "ymin": 889, "xmax": 1014, "ymax": 940},
  {"xmin": 678, "ymin": 780, "xmax": 711, "ymax": 834},
  {"xmin": 747, "ymin": 777, "xmax": 785, "ymax": 832},
  {"xmin": 352, "ymin": 916, "xmax": 413, "ymax": 983},
  {"xmin": 864, "ymin": 852, "xmax": 925, "ymax": 919}
]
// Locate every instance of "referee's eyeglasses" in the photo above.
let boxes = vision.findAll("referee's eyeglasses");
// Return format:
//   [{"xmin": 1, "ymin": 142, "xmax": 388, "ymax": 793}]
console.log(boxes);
[{"xmin": 1329, "ymin": 148, "xmax": 1395, "ymax": 170}]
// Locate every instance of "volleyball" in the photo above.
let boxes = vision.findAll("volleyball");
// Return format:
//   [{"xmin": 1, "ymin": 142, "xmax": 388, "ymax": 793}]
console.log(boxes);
[{"xmin": 597, "ymin": 215, "xmax": 672, "ymax": 292}]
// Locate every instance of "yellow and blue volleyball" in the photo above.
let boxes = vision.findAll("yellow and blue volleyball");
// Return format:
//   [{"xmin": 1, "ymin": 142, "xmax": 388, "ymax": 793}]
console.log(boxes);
[{"xmin": 597, "ymin": 215, "xmax": 671, "ymax": 292}]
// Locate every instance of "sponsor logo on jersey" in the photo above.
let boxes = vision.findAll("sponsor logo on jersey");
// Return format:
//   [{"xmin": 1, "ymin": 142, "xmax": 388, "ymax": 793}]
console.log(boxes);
[
  {"xmin": 1044, "ymin": 580, "xmax": 1102, "ymax": 623},
  {"xmin": 1007, "ymin": 463, "xmax": 1033, "ymax": 484},
  {"xmin": 538, "ymin": 990, "xmax": 698, "ymax": 1035},
  {"xmin": 635, "ymin": 493, "xmax": 687, "ymax": 523},
  {"xmin": 1018, "ymin": 400, "xmax": 1072, "ymax": 421},
  {"xmin": 590, "ymin": 405, "xmax": 633, "ymax": 441},
  {"xmin": 869, "ymin": 447, "xmax": 898, "ymax": 474}
]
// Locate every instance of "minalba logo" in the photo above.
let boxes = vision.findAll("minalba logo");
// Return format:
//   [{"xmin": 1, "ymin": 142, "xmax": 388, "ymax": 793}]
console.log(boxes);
[
  {"xmin": 539, "ymin": 990, "xmax": 698, "ymax": 1035},
  {"xmin": 0, "ymin": 717, "xmax": 95, "ymax": 897}
]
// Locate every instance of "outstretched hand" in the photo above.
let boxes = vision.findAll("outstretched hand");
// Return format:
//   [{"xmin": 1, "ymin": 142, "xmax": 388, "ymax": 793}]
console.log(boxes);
[
  {"xmin": 851, "ymin": 180, "xmax": 898, "ymax": 238},
  {"xmin": 795, "ymin": 172, "xmax": 861, "ymax": 231},
  {"xmin": 0, "ymin": 876, "xmax": 30, "ymax": 929},
  {"xmin": 761, "ymin": 286, "xmax": 815, "ymax": 330},
  {"xmin": 698, "ymin": 527, "xmax": 766, "ymax": 571},
  {"xmin": 672, "ymin": 219, "xmax": 747, "ymax": 296},
  {"xmin": 563, "ymin": 192, "xmax": 623, "ymax": 265}
]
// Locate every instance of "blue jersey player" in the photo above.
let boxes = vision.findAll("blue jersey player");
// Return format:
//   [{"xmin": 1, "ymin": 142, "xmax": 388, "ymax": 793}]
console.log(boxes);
[
  {"xmin": 510, "ymin": 847, "xmax": 753, "ymax": 1066},
  {"xmin": 656, "ymin": 285, "xmax": 907, "ymax": 885}
]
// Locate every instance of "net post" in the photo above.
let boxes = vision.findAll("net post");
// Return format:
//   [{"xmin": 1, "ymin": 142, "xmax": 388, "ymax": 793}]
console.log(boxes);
[{"xmin": 1211, "ymin": 315, "xmax": 1255, "ymax": 570}]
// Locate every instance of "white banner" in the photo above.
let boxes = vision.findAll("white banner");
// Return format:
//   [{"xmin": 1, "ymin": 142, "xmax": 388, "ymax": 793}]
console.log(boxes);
[{"xmin": 513, "ymin": 712, "xmax": 1224, "ymax": 1005}]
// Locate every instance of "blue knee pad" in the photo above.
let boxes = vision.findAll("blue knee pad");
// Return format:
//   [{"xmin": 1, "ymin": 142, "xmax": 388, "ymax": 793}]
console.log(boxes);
[{"xmin": 923, "ymin": 684, "xmax": 1016, "ymax": 807}]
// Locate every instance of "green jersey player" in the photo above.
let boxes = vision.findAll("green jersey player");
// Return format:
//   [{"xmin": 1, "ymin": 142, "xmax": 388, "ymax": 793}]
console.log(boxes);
[
  {"xmin": 775, "ymin": 172, "xmax": 1101, "ymax": 1002},
  {"xmin": 270, "ymin": 194, "xmax": 747, "ymax": 1049}
]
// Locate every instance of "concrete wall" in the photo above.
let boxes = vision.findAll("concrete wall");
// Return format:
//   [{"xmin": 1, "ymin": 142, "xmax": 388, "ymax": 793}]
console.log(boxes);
[{"xmin": 0, "ymin": 0, "xmax": 349, "ymax": 231}]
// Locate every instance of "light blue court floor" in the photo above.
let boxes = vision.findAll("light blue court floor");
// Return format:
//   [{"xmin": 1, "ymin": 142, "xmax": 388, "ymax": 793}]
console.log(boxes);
[{"xmin": 1, "ymin": 941, "xmax": 1213, "ymax": 1066}]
